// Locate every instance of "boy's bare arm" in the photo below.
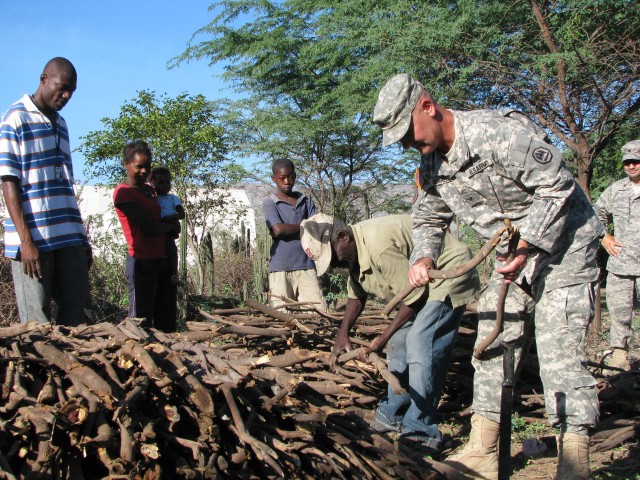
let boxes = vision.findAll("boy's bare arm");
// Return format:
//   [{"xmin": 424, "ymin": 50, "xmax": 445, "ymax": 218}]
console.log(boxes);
[
  {"xmin": 162, "ymin": 205, "xmax": 186, "ymax": 222},
  {"xmin": 270, "ymin": 223, "xmax": 301, "ymax": 239}
]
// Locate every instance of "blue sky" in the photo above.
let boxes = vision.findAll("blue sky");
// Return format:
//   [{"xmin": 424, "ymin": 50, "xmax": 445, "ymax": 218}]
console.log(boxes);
[{"xmin": 0, "ymin": 1, "xmax": 236, "ymax": 182}]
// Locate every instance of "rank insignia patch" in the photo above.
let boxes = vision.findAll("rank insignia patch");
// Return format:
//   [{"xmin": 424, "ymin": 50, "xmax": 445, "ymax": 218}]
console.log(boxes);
[{"xmin": 532, "ymin": 147, "xmax": 552, "ymax": 164}]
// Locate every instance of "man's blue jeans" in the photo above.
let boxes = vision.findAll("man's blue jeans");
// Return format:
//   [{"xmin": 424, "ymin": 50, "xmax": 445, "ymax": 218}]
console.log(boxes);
[{"xmin": 377, "ymin": 299, "xmax": 464, "ymax": 440}]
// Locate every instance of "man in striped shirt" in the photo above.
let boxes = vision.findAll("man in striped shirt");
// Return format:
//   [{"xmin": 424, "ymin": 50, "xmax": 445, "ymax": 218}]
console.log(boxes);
[{"xmin": 0, "ymin": 57, "xmax": 92, "ymax": 326}]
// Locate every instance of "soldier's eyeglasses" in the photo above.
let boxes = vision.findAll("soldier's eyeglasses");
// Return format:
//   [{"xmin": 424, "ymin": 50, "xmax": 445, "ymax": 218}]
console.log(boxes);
[{"xmin": 622, "ymin": 159, "xmax": 640, "ymax": 166}]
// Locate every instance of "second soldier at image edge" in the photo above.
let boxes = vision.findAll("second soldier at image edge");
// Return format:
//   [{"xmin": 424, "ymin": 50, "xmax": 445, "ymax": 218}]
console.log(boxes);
[{"xmin": 594, "ymin": 139, "xmax": 640, "ymax": 374}]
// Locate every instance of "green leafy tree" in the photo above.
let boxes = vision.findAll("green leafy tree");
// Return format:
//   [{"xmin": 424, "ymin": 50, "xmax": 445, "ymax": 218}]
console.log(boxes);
[
  {"xmin": 174, "ymin": 3, "xmax": 416, "ymax": 222},
  {"xmin": 80, "ymin": 90, "xmax": 246, "ymax": 292},
  {"xmin": 178, "ymin": 0, "xmax": 639, "ymax": 200},
  {"xmin": 83, "ymin": 212, "xmax": 129, "ymax": 322},
  {"xmin": 411, "ymin": 0, "xmax": 640, "ymax": 200}
]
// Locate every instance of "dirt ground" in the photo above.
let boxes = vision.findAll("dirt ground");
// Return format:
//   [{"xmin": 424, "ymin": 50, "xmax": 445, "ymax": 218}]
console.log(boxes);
[
  {"xmin": 355, "ymin": 288, "xmax": 640, "ymax": 480},
  {"xmin": 442, "ymin": 290, "xmax": 640, "ymax": 480}
]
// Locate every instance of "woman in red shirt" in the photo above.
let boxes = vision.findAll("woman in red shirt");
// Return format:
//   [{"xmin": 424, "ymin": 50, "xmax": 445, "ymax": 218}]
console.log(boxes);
[{"xmin": 113, "ymin": 140, "xmax": 179, "ymax": 332}]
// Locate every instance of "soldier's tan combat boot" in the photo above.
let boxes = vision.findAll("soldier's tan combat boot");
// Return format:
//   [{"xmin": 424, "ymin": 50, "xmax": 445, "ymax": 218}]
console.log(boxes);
[
  {"xmin": 555, "ymin": 432, "xmax": 591, "ymax": 479},
  {"xmin": 604, "ymin": 348, "xmax": 630, "ymax": 375},
  {"xmin": 444, "ymin": 414, "xmax": 499, "ymax": 480}
]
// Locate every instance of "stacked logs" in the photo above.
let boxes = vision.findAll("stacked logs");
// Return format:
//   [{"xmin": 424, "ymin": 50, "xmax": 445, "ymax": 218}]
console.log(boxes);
[
  {"xmin": 0, "ymin": 302, "xmax": 466, "ymax": 480},
  {"xmin": 1, "ymin": 300, "xmax": 639, "ymax": 479}
]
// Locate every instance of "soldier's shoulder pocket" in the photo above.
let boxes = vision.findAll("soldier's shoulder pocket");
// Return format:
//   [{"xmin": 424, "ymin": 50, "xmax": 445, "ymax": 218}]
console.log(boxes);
[{"xmin": 509, "ymin": 134, "xmax": 559, "ymax": 170}]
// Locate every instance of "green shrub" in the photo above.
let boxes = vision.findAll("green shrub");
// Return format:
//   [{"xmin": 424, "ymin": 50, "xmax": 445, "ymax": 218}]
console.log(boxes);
[
  {"xmin": 324, "ymin": 271, "xmax": 348, "ymax": 310},
  {"xmin": 85, "ymin": 214, "xmax": 129, "ymax": 322}
]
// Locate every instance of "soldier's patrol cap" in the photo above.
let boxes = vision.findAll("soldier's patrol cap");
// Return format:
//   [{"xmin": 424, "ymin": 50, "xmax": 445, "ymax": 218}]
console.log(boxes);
[
  {"xmin": 300, "ymin": 213, "xmax": 334, "ymax": 277},
  {"xmin": 373, "ymin": 74, "xmax": 425, "ymax": 147},
  {"xmin": 621, "ymin": 140, "xmax": 640, "ymax": 161}
]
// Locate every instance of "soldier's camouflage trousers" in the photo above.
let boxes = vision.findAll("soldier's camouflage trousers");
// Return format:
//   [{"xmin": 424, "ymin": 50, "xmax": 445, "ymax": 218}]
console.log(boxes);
[
  {"xmin": 605, "ymin": 272, "xmax": 640, "ymax": 349},
  {"xmin": 471, "ymin": 274, "xmax": 599, "ymax": 435}
]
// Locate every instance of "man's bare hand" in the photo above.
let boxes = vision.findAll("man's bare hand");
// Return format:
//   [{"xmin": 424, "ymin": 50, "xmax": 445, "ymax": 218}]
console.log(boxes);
[
  {"xmin": 359, "ymin": 335, "xmax": 385, "ymax": 362},
  {"xmin": 408, "ymin": 257, "xmax": 435, "ymax": 288},
  {"xmin": 328, "ymin": 334, "xmax": 353, "ymax": 369},
  {"xmin": 20, "ymin": 241, "xmax": 41, "ymax": 279},
  {"xmin": 601, "ymin": 234, "xmax": 623, "ymax": 257},
  {"xmin": 367, "ymin": 335, "xmax": 384, "ymax": 354},
  {"xmin": 496, "ymin": 240, "xmax": 529, "ymax": 284}
]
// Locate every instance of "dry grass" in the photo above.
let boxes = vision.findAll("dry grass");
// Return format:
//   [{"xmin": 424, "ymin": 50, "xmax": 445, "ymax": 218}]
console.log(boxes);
[{"xmin": 0, "ymin": 256, "xmax": 18, "ymax": 326}]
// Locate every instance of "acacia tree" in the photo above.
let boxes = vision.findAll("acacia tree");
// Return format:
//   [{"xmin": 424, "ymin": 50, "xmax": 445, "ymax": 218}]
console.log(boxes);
[
  {"xmin": 80, "ymin": 90, "xmax": 246, "ymax": 292},
  {"xmin": 415, "ymin": 0, "xmax": 640, "ymax": 199},
  {"xmin": 174, "ymin": 3, "xmax": 416, "ymax": 222},
  {"xmin": 179, "ymin": 0, "xmax": 639, "ymax": 200},
  {"xmin": 220, "ymin": 99, "xmax": 413, "ymax": 220}
]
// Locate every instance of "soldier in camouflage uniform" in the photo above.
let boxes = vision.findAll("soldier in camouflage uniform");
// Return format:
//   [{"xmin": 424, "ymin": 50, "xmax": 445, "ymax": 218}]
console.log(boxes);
[
  {"xmin": 594, "ymin": 140, "xmax": 640, "ymax": 373},
  {"xmin": 373, "ymin": 74, "xmax": 602, "ymax": 480}
]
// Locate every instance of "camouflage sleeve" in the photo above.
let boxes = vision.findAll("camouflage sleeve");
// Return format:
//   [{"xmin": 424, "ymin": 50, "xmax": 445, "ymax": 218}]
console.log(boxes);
[
  {"xmin": 504, "ymin": 131, "xmax": 578, "ymax": 252},
  {"xmin": 593, "ymin": 185, "xmax": 612, "ymax": 231},
  {"xmin": 410, "ymin": 187, "xmax": 451, "ymax": 264}
]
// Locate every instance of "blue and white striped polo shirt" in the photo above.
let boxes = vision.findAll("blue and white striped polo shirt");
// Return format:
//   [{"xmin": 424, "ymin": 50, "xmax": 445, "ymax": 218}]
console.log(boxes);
[{"xmin": 0, "ymin": 94, "xmax": 88, "ymax": 259}]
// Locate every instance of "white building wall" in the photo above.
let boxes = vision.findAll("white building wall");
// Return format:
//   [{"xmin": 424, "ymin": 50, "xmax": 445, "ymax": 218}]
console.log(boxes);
[{"xmin": 76, "ymin": 185, "xmax": 257, "ymax": 256}]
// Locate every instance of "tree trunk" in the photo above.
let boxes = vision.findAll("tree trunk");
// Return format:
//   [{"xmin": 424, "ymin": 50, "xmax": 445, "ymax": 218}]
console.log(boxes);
[
  {"xmin": 185, "ymin": 234, "xmax": 205, "ymax": 295},
  {"xmin": 204, "ymin": 233, "xmax": 214, "ymax": 296},
  {"xmin": 178, "ymin": 218, "xmax": 188, "ymax": 321},
  {"xmin": 363, "ymin": 190, "xmax": 370, "ymax": 219},
  {"xmin": 574, "ymin": 145, "xmax": 593, "ymax": 202}
]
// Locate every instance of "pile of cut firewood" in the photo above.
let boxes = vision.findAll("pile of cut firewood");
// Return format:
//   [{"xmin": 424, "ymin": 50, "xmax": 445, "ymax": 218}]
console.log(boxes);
[
  {"xmin": 0, "ymin": 300, "xmax": 469, "ymax": 480},
  {"xmin": 1, "ymin": 299, "xmax": 638, "ymax": 480}
]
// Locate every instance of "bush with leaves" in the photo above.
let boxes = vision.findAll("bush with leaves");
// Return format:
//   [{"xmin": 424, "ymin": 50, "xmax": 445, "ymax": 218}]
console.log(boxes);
[
  {"xmin": 209, "ymin": 228, "xmax": 254, "ymax": 301},
  {"xmin": 323, "ymin": 271, "xmax": 349, "ymax": 311},
  {"xmin": 80, "ymin": 90, "xmax": 247, "ymax": 296},
  {"xmin": 84, "ymin": 213, "xmax": 129, "ymax": 323}
]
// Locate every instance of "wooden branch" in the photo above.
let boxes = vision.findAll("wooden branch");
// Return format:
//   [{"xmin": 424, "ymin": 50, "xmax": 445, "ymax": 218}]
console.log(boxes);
[
  {"xmin": 591, "ymin": 423, "xmax": 639, "ymax": 452},
  {"xmin": 243, "ymin": 299, "xmax": 298, "ymax": 323},
  {"xmin": 119, "ymin": 340, "xmax": 172, "ymax": 389},
  {"xmin": 219, "ymin": 383, "xmax": 284, "ymax": 477},
  {"xmin": 369, "ymin": 352, "xmax": 405, "ymax": 396},
  {"xmin": 164, "ymin": 350, "xmax": 215, "ymax": 433},
  {"xmin": 0, "ymin": 321, "xmax": 51, "ymax": 339},
  {"xmin": 32, "ymin": 341, "xmax": 114, "ymax": 408},
  {"xmin": 18, "ymin": 405, "xmax": 56, "ymax": 478},
  {"xmin": 0, "ymin": 450, "xmax": 17, "ymax": 480}
]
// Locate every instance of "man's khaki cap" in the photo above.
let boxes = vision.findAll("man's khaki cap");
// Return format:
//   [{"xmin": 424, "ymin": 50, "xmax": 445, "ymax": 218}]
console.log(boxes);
[
  {"xmin": 300, "ymin": 213, "xmax": 334, "ymax": 276},
  {"xmin": 621, "ymin": 140, "xmax": 640, "ymax": 161},
  {"xmin": 373, "ymin": 73, "xmax": 425, "ymax": 147}
]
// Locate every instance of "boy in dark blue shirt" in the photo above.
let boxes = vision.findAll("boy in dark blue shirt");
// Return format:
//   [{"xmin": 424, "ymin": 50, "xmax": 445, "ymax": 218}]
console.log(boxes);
[{"xmin": 262, "ymin": 159, "xmax": 326, "ymax": 311}]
